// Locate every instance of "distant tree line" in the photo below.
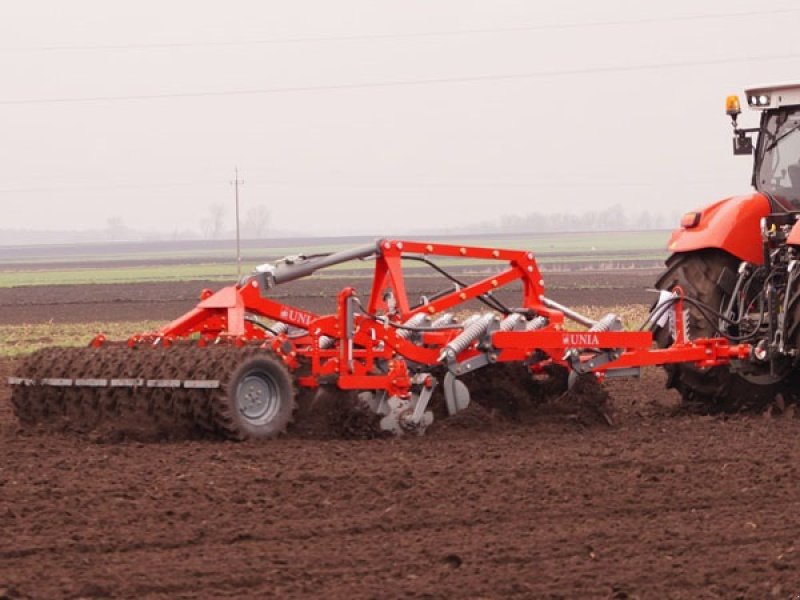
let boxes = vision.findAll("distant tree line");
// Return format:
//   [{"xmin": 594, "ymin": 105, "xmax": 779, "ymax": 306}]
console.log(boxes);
[
  {"xmin": 199, "ymin": 203, "xmax": 270, "ymax": 240},
  {"xmin": 0, "ymin": 203, "xmax": 683, "ymax": 246},
  {"xmin": 472, "ymin": 204, "xmax": 681, "ymax": 234}
]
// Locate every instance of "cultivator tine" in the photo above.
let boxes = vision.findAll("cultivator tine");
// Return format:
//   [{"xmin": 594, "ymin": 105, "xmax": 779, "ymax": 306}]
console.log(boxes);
[
  {"xmin": 443, "ymin": 372, "xmax": 471, "ymax": 415},
  {"xmin": 376, "ymin": 377, "xmax": 435, "ymax": 436}
]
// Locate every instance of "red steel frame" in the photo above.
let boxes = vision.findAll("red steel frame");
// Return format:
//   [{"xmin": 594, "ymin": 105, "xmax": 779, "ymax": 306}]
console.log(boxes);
[{"xmin": 96, "ymin": 240, "xmax": 753, "ymax": 397}]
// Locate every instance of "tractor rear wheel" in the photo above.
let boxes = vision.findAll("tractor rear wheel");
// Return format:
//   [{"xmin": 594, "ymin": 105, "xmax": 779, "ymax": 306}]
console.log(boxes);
[{"xmin": 654, "ymin": 249, "xmax": 785, "ymax": 411}]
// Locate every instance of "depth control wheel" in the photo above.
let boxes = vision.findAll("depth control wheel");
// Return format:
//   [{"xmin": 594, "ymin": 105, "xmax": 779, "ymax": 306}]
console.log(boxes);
[{"xmin": 223, "ymin": 354, "xmax": 295, "ymax": 439}]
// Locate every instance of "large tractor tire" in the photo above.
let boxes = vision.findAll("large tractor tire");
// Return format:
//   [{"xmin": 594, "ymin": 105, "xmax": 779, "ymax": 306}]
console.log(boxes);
[{"xmin": 654, "ymin": 249, "xmax": 785, "ymax": 411}]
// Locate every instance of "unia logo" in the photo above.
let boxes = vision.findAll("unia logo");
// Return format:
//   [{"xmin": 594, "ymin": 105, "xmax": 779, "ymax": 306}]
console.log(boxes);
[
  {"xmin": 562, "ymin": 333, "xmax": 600, "ymax": 347},
  {"xmin": 280, "ymin": 307, "xmax": 314, "ymax": 326}
]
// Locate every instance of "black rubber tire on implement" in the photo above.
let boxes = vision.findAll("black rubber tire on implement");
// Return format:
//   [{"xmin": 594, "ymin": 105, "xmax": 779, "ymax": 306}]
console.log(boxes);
[
  {"xmin": 221, "ymin": 354, "xmax": 295, "ymax": 440},
  {"xmin": 654, "ymin": 248, "xmax": 785, "ymax": 411}
]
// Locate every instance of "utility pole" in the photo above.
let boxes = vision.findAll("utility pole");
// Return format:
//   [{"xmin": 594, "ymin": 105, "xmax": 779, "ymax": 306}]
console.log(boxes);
[{"xmin": 231, "ymin": 167, "xmax": 245, "ymax": 277}]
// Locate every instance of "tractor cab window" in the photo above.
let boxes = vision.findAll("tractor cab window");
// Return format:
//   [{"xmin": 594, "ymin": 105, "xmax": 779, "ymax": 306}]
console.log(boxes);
[{"xmin": 756, "ymin": 108, "xmax": 800, "ymax": 207}]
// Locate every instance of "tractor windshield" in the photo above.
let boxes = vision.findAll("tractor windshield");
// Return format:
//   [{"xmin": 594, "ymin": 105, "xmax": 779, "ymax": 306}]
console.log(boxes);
[{"xmin": 755, "ymin": 108, "xmax": 800, "ymax": 206}]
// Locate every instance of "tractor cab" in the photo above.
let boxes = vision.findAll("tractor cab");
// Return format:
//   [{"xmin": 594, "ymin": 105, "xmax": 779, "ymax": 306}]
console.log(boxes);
[{"xmin": 728, "ymin": 83, "xmax": 800, "ymax": 209}]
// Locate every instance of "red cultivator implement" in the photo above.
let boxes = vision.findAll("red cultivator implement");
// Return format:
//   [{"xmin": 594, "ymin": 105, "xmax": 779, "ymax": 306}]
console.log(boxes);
[{"xmin": 9, "ymin": 239, "xmax": 752, "ymax": 439}]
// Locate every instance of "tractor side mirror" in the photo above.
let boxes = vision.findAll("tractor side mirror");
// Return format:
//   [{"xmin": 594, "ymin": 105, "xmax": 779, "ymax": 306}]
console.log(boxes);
[{"xmin": 733, "ymin": 132, "xmax": 753, "ymax": 155}]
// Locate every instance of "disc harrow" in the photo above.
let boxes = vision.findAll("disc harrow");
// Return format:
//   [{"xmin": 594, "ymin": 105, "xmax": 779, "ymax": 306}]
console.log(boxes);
[{"xmin": 8, "ymin": 238, "xmax": 754, "ymax": 440}]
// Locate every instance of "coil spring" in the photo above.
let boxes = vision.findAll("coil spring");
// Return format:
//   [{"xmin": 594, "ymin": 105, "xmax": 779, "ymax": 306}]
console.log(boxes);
[
  {"xmin": 498, "ymin": 313, "xmax": 524, "ymax": 332},
  {"xmin": 320, "ymin": 312, "xmax": 433, "ymax": 348},
  {"xmin": 431, "ymin": 312, "xmax": 456, "ymax": 328},
  {"xmin": 460, "ymin": 313, "xmax": 482, "ymax": 329},
  {"xmin": 442, "ymin": 313, "xmax": 497, "ymax": 359},
  {"xmin": 525, "ymin": 316, "xmax": 548, "ymax": 331},
  {"xmin": 271, "ymin": 322, "xmax": 290, "ymax": 336},
  {"xmin": 588, "ymin": 313, "xmax": 622, "ymax": 333},
  {"xmin": 397, "ymin": 313, "xmax": 432, "ymax": 339}
]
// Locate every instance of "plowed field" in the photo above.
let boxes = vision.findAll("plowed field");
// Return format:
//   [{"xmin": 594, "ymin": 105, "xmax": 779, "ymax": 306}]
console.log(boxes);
[
  {"xmin": 0, "ymin": 271, "xmax": 656, "ymax": 325},
  {"xmin": 2, "ymin": 275, "xmax": 800, "ymax": 598}
]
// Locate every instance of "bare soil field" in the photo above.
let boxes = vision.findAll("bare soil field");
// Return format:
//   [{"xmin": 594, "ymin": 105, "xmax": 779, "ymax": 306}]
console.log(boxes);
[
  {"xmin": 0, "ymin": 270, "xmax": 658, "ymax": 325},
  {"xmin": 3, "ymin": 270, "xmax": 800, "ymax": 599},
  {"xmin": 2, "ymin": 361, "xmax": 800, "ymax": 599}
]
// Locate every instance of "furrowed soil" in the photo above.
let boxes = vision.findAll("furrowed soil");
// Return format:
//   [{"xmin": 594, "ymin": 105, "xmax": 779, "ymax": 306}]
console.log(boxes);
[
  {"xmin": 0, "ymin": 271, "xmax": 657, "ymax": 324},
  {"xmin": 3, "ymin": 273, "xmax": 800, "ymax": 598}
]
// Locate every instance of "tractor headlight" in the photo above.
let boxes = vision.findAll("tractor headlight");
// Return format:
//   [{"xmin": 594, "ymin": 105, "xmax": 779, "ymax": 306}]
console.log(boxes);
[{"xmin": 748, "ymin": 94, "xmax": 771, "ymax": 107}]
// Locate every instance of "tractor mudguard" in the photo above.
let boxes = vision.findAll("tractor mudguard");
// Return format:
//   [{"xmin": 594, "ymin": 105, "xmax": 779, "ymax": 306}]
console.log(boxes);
[{"xmin": 667, "ymin": 193, "xmax": 771, "ymax": 265}]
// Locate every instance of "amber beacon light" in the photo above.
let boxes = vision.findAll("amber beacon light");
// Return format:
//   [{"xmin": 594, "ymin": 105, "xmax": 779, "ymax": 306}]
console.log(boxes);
[{"xmin": 725, "ymin": 95, "xmax": 741, "ymax": 117}]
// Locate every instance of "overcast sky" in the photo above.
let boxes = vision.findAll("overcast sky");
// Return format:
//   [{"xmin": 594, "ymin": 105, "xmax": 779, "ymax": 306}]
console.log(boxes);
[{"xmin": 1, "ymin": 0, "xmax": 799, "ymax": 238}]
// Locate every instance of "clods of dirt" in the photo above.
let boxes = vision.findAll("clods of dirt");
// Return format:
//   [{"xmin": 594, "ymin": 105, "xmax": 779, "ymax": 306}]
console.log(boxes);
[
  {"xmin": 454, "ymin": 363, "xmax": 612, "ymax": 429},
  {"xmin": 289, "ymin": 386, "xmax": 389, "ymax": 440},
  {"xmin": 557, "ymin": 373, "xmax": 615, "ymax": 426},
  {"xmin": 427, "ymin": 401, "xmax": 497, "ymax": 434}
]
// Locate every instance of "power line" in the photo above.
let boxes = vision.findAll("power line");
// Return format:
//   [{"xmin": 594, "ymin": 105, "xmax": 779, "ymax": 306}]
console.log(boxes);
[
  {"xmin": 0, "ymin": 178, "xmax": 729, "ymax": 195},
  {"xmin": 2, "ymin": 51, "xmax": 799, "ymax": 106},
  {"xmin": 3, "ymin": 7, "xmax": 798, "ymax": 53},
  {"xmin": 0, "ymin": 181, "xmax": 225, "ymax": 193},
  {"xmin": 245, "ymin": 179, "xmax": 723, "ymax": 189}
]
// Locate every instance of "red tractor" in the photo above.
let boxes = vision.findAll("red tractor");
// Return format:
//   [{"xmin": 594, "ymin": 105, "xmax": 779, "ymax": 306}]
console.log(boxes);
[{"xmin": 656, "ymin": 83, "xmax": 800, "ymax": 409}]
